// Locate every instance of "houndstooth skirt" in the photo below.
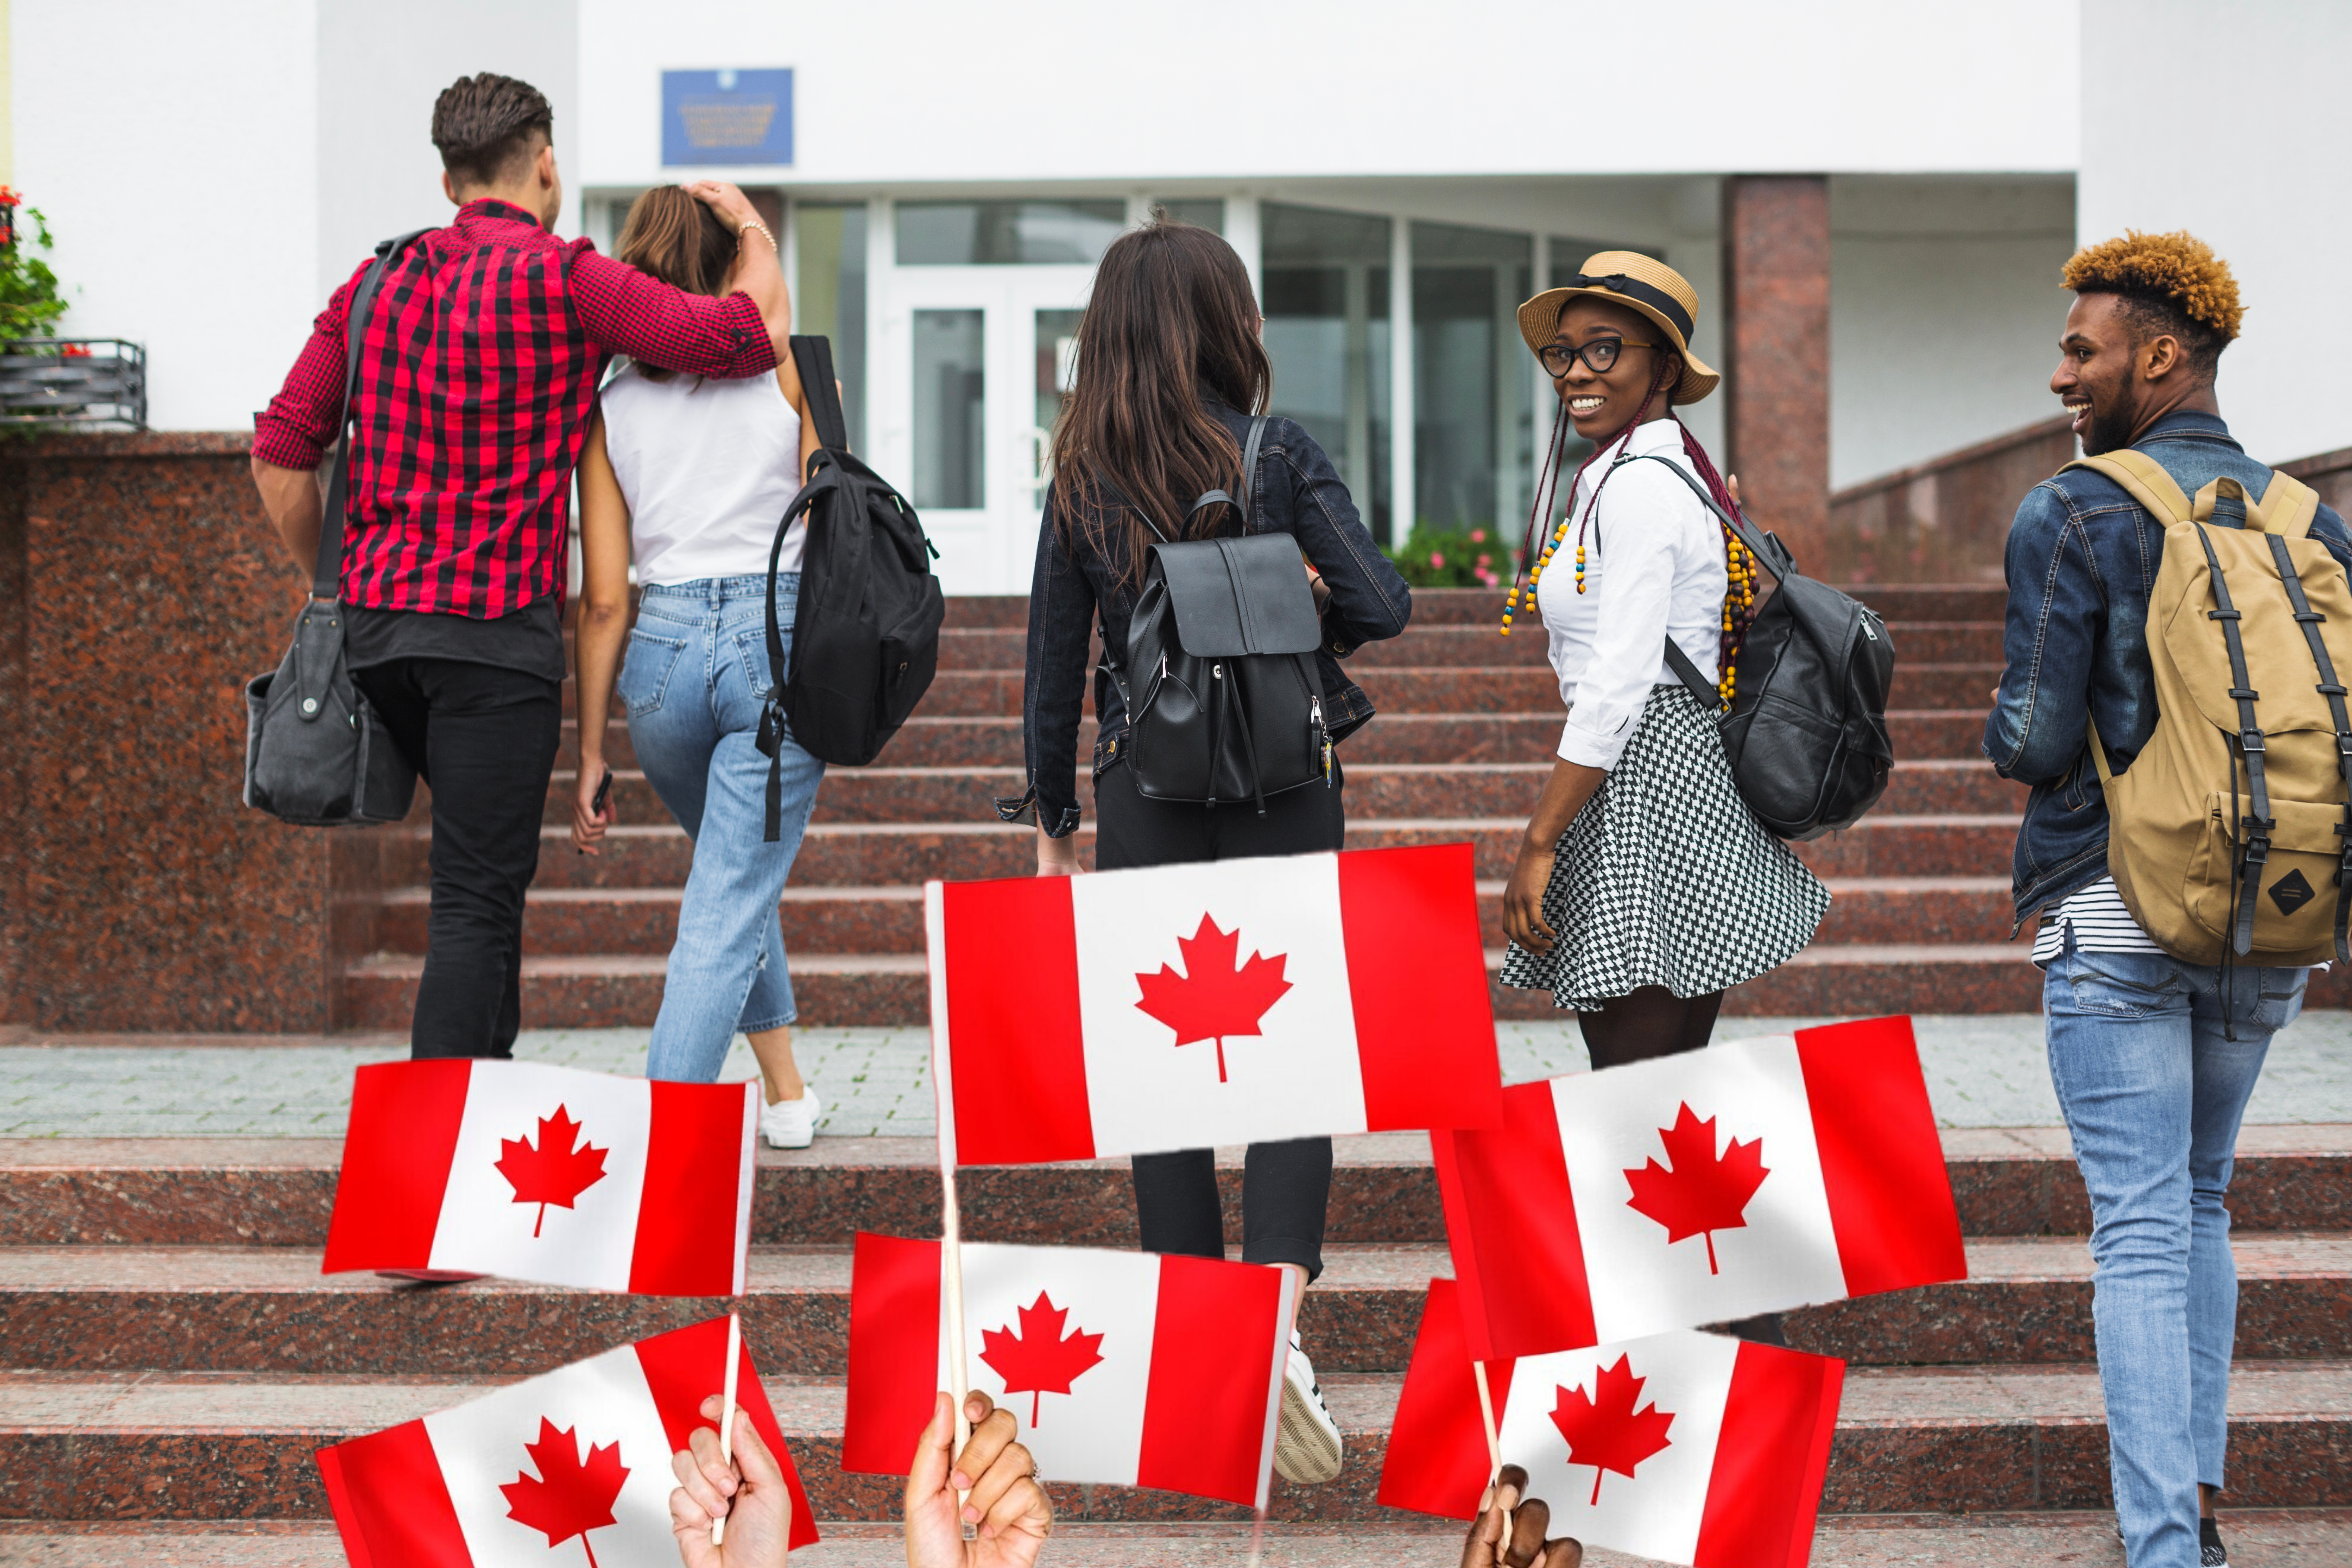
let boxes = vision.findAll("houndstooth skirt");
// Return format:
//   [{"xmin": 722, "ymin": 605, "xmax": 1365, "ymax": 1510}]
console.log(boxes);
[{"xmin": 1500, "ymin": 683, "xmax": 1830, "ymax": 1012}]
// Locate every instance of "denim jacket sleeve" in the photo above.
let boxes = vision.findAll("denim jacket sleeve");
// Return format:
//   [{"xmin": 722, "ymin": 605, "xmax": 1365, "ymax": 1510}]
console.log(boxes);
[
  {"xmin": 1020, "ymin": 487, "xmax": 1093, "ymax": 838},
  {"xmin": 1266, "ymin": 423, "xmax": 1413, "ymax": 653},
  {"xmin": 1984, "ymin": 479, "xmax": 2102, "ymax": 786}
]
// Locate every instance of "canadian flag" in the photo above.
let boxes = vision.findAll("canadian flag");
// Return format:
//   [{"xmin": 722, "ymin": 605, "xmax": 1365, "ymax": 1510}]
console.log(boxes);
[
  {"xmin": 1432, "ymin": 1017, "xmax": 1966, "ymax": 1358},
  {"xmin": 842, "ymin": 1234, "xmax": 1296, "ymax": 1508},
  {"xmin": 927, "ymin": 843, "xmax": 1501, "ymax": 1164},
  {"xmin": 323, "ymin": 1060, "xmax": 757, "ymax": 1296},
  {"xmin": 317, "ymin": 1317, "xmax": 819, "ymax": 1566},
  {"xmin": 1379, "ymin": 1280, "xmax": 1843, "ymax": 1568}
]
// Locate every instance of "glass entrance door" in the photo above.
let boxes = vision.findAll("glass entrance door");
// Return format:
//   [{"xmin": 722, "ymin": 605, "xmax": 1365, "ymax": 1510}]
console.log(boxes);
[{"xmin": 875, "ymin": 267, "xmax": 1094, "ymax": 595}]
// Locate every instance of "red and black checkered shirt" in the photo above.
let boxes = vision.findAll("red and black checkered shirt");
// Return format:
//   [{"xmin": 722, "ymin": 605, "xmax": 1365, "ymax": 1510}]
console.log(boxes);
[{"xmin": 254, "ymin": 199, "xmax": 776, "ymax": 618}]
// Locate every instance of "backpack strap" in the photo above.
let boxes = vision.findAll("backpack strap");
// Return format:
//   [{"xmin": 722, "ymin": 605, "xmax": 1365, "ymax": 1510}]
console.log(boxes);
[
  {"xmin": 2186, "ymin": 517, "xmax": 2275, "ymax": 957},
  {"xmin": 314, "ymin": 228, "xmax": 431, "ymax": 601},
  {"xmin": 786, "ymin": 335, "xmax": 852, "ymax": 455},
  {"xmin": 2262, "ymin": 528, "xmax": 2352, "ymax": 961},
  {"xmin": 2064, "ymin": 450, "xmax": 2197, "ymax": 525},
  {"xmin": 2254, "ymin": 470, "xmax": 2320, "ymax": 539}
]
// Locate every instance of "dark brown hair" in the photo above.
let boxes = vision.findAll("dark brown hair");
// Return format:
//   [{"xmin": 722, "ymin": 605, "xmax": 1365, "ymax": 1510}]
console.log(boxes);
[
  {"xmin": 615, "ymin": 188, "xmax": 735, "ymax": 383},
  {"xmin": 1052, "ymin": 217, "xmax": 1272, "ymax": 581},
  {"xmin": 431, "ymin": 73, "xmax": 554, "ymax": 190}
]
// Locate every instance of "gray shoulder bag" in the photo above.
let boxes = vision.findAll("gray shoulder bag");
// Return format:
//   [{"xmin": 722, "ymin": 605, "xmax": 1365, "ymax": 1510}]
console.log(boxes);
[{"xmin": 241, "ymin": 229, "xmax": 430, "ymax": 826}]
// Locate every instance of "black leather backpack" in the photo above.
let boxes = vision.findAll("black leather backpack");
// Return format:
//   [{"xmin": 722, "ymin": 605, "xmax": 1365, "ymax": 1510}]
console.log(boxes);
[
  {"xmin": 1632, "ymin": 454, "xmax": 1896, "ymax": 840},
  {"xmin": 758, "ymin": 336, "xmax": 945, "ymax": 835},
  {"xmin": 1114, "ymin": 416, "xmax": 1332, "ymax": 813}
]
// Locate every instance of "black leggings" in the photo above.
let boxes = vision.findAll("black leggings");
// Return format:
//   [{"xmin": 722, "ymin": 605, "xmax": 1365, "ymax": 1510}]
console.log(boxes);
[
  {"xmin": 1579, "ymin": 985, "xmax": 1785, "ymax": 1347},
  {"xmin": 1095, "ymin": 757, "xmax": 1345, "ymax": 1282}
]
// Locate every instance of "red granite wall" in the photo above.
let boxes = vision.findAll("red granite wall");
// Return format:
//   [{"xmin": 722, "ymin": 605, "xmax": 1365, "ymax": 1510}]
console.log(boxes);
[
  {"xmin": 0, "ymin": 433, "xmax": 385, "ymax": 1032},
  {"xmin": 1721, "ymin": 175, "xmax": 1832, "ymax": 575}
]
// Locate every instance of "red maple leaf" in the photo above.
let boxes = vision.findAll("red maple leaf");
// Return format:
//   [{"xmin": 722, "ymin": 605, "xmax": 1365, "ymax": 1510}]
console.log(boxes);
[
  {"xmin": 499, "ymin": 1417, "xmax": 630, "ymax": 1567},
  {"xmin": 978, "ymin": 1290, "xmax": 1107, "ymax": 1427},
  {"xmin": 1548, "ymin": 1356, "xmax": 1676, "ymax": 1505},
  {"xmin": 495, "ymin": 1105, "xmax": 609, "ymax": 1238},
  {"xmin": 1621, "ymin": 1102, "xmax": 1771, "ymax": 1274},
  {"xmin": 1132, "ymin": 914, "xmax": 1293, "ymax": 1082}
]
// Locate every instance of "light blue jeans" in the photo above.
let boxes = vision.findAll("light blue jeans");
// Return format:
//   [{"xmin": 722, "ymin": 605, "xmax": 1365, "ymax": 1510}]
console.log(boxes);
[
  {"xmin": 620, "ymin": 575, "xmax": 826, "ymax": 1083},
  {"xmin": 2041, "ymin": 935, "xmax": 2306, "ymax": 1568}
]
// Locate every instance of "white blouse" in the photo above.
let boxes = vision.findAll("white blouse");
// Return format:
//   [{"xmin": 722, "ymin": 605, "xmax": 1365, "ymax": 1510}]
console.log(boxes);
[
  {"xmin": 600, "ymin": 364, "xmax": 805, "ymax": 584},
  {"xmin": 1537, "ymin": 417, "xmax": 1727, "ymax": 771}
]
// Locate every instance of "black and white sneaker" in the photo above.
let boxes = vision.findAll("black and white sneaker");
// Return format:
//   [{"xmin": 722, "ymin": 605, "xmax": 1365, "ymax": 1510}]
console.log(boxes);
[
  {"xmin": 2201, "ymin": 1516, "xmax": 2228, "ymax": 1567},
  {"xmin": 1273, "ymin": 1331, "xmax": 1343, "ymax": 1485}
]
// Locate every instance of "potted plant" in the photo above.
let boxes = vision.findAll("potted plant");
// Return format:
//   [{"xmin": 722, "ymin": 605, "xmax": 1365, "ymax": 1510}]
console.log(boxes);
[{"xmin": 0, "ymin": 187, "xmax": 144, "ymax": 429}]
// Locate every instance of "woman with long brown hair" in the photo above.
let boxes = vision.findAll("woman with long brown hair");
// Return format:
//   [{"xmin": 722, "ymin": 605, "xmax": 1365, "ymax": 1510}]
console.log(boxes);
[
  {"xmin": 1010, "ymin": 215, "xmax": 1411, "ymax": 1487},
  {"xmin": 570, "ymin": 185, "xmax": 831, "ymax": 1147}
]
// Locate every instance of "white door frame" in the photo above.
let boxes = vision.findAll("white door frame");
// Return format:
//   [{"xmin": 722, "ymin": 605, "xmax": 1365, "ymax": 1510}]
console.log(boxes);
[{"xmin": 874, "ymin": 264, "xmax": 1095, "ymax": 595}]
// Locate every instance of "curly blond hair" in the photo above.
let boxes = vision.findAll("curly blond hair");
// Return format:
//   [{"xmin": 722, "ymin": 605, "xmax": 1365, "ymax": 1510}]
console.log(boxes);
[{"xmin": 2062, "ymin": 231, "xmax": 2242, "ymax": 376}]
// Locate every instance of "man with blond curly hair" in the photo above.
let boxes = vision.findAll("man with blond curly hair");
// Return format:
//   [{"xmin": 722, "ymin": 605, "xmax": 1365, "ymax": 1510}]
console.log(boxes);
[{"xmin": 1984, "ymin": 232, "xmax": 2352, "ymax": 1568}]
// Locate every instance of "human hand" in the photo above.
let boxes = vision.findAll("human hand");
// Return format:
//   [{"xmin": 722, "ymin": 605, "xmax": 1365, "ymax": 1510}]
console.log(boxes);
[
  {"xmin": 1727, "ymin": 474, "xmax": 1742, "ymax": 511},
  {"xmin": 572, "ymin": 762, "xmax": 613, "ymax": 854},
  {"xmin": 1502, "ymin": 845, "xmax": 1558, "ymax": 954},
  {"xmin": 669, "ymin": 1395, "xmax": 792, "ymax": 1568},
  {"xmin": 905, "ymin": 1391, "xmax": 1051, "ymax": 1568},
  {"xmin": 1305, "ymin": 564, "xmax": 1332, "ymax": 612},
  {"xmin": 1035, "ymin": 825, "xmax": 1081, "ymax": 878},
  {"xmin": 1460, "ymin": 1464, "xmax": 1582, "ymax": 1568},
  {"xmin": 685, "ymin": 181, "xmax": 760, "ymax": 238}
]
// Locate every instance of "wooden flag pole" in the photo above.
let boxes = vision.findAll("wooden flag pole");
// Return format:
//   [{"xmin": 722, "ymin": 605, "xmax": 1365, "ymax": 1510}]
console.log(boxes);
[
  {"xmin": 942, "ymin": 1152, "xmax": 977, "ymax": 1540},
  {"xmin": 1473, "ymin": 1358, "xmax": 1510, "ymax": 1534},
  {"xmin": 713, "ymin": 1311, "xmax": 741, "ymax": 1546}
]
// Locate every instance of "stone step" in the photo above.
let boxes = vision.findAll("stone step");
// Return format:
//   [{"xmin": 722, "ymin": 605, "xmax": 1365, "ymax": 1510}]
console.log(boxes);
[
  {"xmin": 11, "ymin": 1128, "xmax": 2347, "ymax": 1250},
  {"xmin": 347, "ymin": 937, "xmax": 2108, "ymax": 1026},
  {"xmin": 7, "ymin": 1362, "xmax": 2345, "ymax": 1522},
  {"xmin": 5, "ymin": 1515, "xmax": 2348, "ymax": 1568},
  {"xmin": 1876, "ymin": 621, "xmax": 2005, "ymax": 663},
  {"xmin": 3, "ymin": 1236, "xmax": 2347, "ymax": 1378},
  {"xmin": 387, "ymin": 872, "xmax": 2022, "ymax": 957}
]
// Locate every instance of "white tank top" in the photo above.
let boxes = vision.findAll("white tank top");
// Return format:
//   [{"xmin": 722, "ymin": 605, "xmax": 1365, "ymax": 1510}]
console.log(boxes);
[{"xmin": 598, "ymin": 363, "xmax": 806, "ymax": 582}]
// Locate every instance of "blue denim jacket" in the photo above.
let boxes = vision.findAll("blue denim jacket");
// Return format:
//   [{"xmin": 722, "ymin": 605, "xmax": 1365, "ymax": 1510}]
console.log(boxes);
[
  {"xmin": 1983, "ymin": 409, "xmax": 2352, "ymax": 922},
  {"xmin": 1019, "ymin": 400, "xmax": 1413, "ymax": 837}
]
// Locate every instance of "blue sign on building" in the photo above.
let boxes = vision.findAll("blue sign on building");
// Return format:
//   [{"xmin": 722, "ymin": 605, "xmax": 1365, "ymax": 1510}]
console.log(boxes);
[{"xmin": 661, "ymin": 69, "xmax": 793, "ymax": 166}]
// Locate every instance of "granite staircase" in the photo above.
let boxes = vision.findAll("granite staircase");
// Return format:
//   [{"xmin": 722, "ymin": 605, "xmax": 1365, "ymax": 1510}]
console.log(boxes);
[
  {"xmin": 3, "ymin": 1127, "xmax": 2349, "ymax": 1560},
  {"xmin": 342, "ymin": 581, "xmax": 2273, "ymax": 1027}
]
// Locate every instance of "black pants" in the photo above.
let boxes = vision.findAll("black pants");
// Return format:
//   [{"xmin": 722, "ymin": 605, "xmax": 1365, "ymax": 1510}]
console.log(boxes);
[
  {"xmin": 1580, "ymin": 986, "xmax": 1785, "ymax": 1347},
  {"xmin": 355, "ymin": 659, "xmax": 563, "ymax": 1060},
  {"xmin": 1096, "ymin": 756, "xmax": 1345, "ymax": 1282}
]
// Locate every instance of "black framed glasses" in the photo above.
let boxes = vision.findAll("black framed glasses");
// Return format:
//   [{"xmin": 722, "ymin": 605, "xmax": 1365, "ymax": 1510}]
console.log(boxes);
[{"xmin": 1538, "ymin": 338, "xmax": 1659, "ymax": 377}]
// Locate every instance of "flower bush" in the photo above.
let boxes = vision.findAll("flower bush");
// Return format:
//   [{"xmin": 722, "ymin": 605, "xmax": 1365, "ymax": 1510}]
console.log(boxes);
[
  {"xmin": 0, "ymin": 188, "xmax": 69, "ymax": 344},
  {"xmin": 1385, "ymin": 523, "xmax": 1508, "ymax": 589}
]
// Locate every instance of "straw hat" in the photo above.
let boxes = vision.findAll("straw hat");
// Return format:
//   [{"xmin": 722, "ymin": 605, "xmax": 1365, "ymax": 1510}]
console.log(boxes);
[{"xmin": 1516, "ymin": 250, "xmax": 1719, "ymax": 406}]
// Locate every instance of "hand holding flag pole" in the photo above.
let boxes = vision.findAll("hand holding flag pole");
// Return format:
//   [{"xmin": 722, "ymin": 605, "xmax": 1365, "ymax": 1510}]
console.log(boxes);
[{"xmin": 941, "ymin": 1154, "xmax": 978, "ymax": 1540}]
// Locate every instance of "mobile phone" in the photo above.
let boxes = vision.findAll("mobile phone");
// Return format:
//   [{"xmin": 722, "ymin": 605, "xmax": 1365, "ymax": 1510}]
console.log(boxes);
[{"xmin": 592, "ymin": 768, "xmax": 614, "ymax": 816}]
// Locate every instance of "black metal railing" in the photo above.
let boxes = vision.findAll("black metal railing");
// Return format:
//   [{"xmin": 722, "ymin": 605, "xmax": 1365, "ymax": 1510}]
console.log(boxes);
[{"xmin": 0, "ymin": 339, "xmax": 146, "ymax": 429}]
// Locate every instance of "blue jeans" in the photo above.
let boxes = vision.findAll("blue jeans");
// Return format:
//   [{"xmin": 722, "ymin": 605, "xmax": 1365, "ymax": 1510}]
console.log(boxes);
[
  {"xmin": 621, "ymin": 576, "xmax": 825, "ymax": 1083},
  {"xmin": 2042, "ymin": 939, "xmax": 2306, "ymax": 1568}
]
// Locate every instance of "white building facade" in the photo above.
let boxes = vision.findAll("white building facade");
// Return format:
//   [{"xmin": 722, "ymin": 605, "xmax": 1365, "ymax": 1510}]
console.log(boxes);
[{"xmin": 13, "ymin": 0, "xmax": 2348, "ymax": 591}]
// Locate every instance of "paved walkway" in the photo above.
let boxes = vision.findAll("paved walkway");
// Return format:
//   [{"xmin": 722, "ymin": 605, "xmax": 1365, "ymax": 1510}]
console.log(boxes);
[{"xmin": 2, "ymin": 1014, "xmax": 2349, "ymax": 1139}]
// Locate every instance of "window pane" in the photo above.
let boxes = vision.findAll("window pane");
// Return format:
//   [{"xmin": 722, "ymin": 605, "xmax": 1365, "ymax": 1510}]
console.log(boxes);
[
  {"xmin": 1413, "ymin": 221, "xmax": 1532, "ymax": 538},
  {"xmin": 912, "ymin": 309, "xmax": 984, "ymax": 510},
  {"xmin": 896, "ymin": 200, "xmax": 1127, "ymax": 265},
  {"xmin": 1261, "ymin": 202, "xmax": 1392, "ymax": 539},
  {"xmin": 1152, "ymin": 198, "xmax": 1224, "ymax": 233},
  {"xmin": 792, "ymin": 203, "xmax": 867, "ymax": 451}
]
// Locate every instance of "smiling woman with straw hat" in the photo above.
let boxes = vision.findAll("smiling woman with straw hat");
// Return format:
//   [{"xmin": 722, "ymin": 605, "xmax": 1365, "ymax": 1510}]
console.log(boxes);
[{"xmin": 1498, "ymin": 253, "xmax": 1827, "ymax": 1209}]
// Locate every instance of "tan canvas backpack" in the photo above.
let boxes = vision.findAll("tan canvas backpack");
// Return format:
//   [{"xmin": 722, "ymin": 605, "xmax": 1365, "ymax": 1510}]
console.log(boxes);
[{"xmin": 2072, "ymin": 450, "xmax": 2352, "ymax": 966}]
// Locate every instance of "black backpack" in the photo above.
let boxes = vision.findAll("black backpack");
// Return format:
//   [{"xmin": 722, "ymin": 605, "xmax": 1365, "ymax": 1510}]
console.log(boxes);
[
  {"xmin": 758, "ymin": 336, "xmax": 945, "ymax": 836},
  {"xmin": 1114, "ymin": 415, "xmax": 1332, "ymax": 813},
  {"xmin": 1630, "ymin": 454, "xmax": 1896, "ymax": 840}
]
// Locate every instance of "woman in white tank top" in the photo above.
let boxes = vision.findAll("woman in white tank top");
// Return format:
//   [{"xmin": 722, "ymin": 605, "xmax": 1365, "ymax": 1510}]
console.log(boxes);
[{"xmin": 570, "ymin": 186, "xmax": 829, "ymax": 1148}]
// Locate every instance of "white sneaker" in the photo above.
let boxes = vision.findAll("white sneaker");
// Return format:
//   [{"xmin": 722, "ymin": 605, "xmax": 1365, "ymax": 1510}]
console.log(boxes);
[
  {"xmin": 1273, "ymin": 1331, "xmax": 1343, "ymax": 1485},
  {"xmin": 759, "ymin": 1086, "xmax": 823, "ymax": 1150}
]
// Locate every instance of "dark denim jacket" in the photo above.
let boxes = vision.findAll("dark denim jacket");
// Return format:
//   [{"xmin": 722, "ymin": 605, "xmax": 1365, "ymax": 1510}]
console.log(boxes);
[
  {"xmin": 1983, "ymin": 409, "xmax": 2352, "ymax": 921},
  {"xmin": 1019, "ymin": 400, "xmax": 1413, "ymax": 837}
]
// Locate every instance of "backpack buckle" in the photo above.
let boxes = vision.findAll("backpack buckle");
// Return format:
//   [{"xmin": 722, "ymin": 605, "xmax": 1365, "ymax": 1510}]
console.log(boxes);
[{"xmin": 2239, "ymin": 729, "xmax": 2268, "ymax": 755}]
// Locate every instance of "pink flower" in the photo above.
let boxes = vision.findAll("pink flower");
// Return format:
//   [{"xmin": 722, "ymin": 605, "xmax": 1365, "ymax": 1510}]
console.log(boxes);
[
  {"xmin": 1429, "ymin": 552, "xmax": 1445, "ymax": 568},
  {"xmin": 1470, "ymin": 529, "xmax": 1487, "ymax": 543},
  {"xmin": 1476, "ymin": 553, "xmax": 1491, "ymax": 568}
]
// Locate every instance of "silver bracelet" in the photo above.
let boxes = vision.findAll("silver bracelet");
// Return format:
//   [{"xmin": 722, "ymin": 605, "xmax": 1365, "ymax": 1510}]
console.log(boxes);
[{"xmin": 739, "ymin": 219, "xmax": 776, "ymax": 253}]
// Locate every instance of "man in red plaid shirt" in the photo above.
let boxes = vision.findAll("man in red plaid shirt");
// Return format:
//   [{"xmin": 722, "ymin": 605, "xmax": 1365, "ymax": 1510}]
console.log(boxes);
[{"xmin": 252, "ymin": 74, "xmax": 789, "ymax": 1062}]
